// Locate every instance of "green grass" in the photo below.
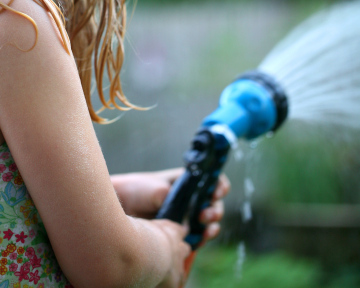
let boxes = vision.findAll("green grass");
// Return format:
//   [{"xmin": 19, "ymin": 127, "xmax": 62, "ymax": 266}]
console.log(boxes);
[
  {"xmin": 188, "ymin": 245, "xmax": 360, "ymax": 288},
  {"xmin": 190, "ymin": 246, "xmax": 319, "ymax": 288}
]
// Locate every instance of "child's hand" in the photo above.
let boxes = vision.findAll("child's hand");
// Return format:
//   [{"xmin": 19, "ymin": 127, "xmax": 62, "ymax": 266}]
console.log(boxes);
[
  {"xmin": 150, "ymin": 219, "xmax": 191, "ymax": 288},
  {"xmin": 130, "ymin": 217, "xmax": 190, "ymax": 288},
  {"xmin": 111, "ymin": 168, "xmax": 230, "ymax": 241}
]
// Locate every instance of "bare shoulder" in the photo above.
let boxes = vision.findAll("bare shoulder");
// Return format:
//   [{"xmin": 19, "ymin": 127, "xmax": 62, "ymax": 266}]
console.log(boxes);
[
  {"xmin": 0, "ymin": 0, "xmax": 71, "ymax": 67},
  {"xmin": 0, "ymin": 0, "xmax": 83, "ymax": 146},
  {"xmin": 1, "ymin": 1, "xmax": 49, "ymax": 51},
  {"xmin": 0, "ymin": 0, "xmax": 77, "ymax": 103}
]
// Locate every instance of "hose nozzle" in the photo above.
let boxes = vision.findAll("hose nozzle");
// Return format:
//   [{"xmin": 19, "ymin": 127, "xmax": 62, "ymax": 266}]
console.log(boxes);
[
  {"xmin": 238, "ymin": 70, "xmax": 288, "ymax": 132},
  {"xmin": 202, "ymin": 70, "xmax": 288, "ymax": 140},
  {"xmin": 157, "ymin": 70, "xmax": 289, "ymax": 250}
]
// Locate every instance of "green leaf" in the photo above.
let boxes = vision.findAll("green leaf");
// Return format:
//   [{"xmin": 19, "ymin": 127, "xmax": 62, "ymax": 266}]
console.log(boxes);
[{"xmin": 31, "ymin": 223, "xmax": 50, "ymax": 245}]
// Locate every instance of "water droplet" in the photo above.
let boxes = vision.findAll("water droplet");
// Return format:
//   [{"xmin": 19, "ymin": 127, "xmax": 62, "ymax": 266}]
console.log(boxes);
[
  {"xmin": 234, "ymin": 148, "xmax": 244, "ymax": 162},
  {"xmin": 244, "ymin": 178, "xmax": 255, "ymax": 197},
  {"xmin": 249, "ymin": 141, "xmax": 258, "ymax": 149},
  {"xmin": 242, "ymin": 201, "xmax": 252, "ymax": 222},
  {"xmin": 234, "ymin": 241, "xmax": 246, "ymax": 279}
]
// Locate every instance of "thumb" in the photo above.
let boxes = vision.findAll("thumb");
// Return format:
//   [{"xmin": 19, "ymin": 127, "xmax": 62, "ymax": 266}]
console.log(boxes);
[{"xmin": 152, "ymin": 183, "xmax": 171, "ymax": 210}]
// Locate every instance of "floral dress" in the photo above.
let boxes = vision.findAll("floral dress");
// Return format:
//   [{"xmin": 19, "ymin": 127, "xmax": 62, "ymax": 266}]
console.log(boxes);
[{"xmin": 0, "ymin": 143, "xmax": 73, "ymax": 288}]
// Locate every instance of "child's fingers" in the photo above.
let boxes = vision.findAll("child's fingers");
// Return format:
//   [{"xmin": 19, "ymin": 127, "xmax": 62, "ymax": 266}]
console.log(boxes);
[
  {"xmin": 158, "ymin": 219, "xmax": 189, "ymax": 239},
  {"xmin": 155, "ymin": 167, "xmax": 184, "ymax": 184},
  {"xmin": 203, "ymin": 222, "xmax": 221, "ymax": 242},
  {"xmin": 213, "ymin": 174, "xmax": 231, "ymax": 200},
  {"xmin": 200, "ymin": 200, "xmax": 224, "ymax": 224}
]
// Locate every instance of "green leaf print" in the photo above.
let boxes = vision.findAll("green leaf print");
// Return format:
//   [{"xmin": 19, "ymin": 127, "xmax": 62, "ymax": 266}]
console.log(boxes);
[
  {"xmin": 0, "ymin": 204, "xmax": 4, "ymax": 212},
  {"xmin": 31, "ymin": 222, "xmax": 50, "ymax": 245}
]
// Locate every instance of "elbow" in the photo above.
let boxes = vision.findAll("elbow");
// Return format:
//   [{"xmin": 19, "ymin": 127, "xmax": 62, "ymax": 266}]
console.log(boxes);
[
  {"xmin": 64, "ymin": 226, "xmax": 161, "ymax": 288},
  {"xmin": 109, "ymin": 247, "xmax": 153, "ymax": 288},
  {"xmin": 100, "ymin": 243, "xmax": 160, "ymax": 288},
  {"xmin": 66, "ymin": 250, "xmax": 150, "ymax": 288}
]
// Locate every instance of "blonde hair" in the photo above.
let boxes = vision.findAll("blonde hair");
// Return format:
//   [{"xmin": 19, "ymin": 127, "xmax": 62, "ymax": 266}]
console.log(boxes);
[{"xmin": 0, "ymin": 0, "xmax": 143, "ymax": 123}]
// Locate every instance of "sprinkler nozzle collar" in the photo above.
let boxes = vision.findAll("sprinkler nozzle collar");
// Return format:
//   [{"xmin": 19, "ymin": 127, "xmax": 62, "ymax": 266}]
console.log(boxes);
[{"xmin": 237, "ymin": 70, "xmax": 288, "ymax": 132}]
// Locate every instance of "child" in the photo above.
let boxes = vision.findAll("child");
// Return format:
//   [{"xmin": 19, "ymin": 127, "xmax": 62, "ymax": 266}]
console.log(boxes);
[{"xmin": 0, "ymin": 0, "xmax": 230, "ymax": 287}]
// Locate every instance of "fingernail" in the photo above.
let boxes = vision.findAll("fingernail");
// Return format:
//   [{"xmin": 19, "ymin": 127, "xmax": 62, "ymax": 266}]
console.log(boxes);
[
  {"xmin": 204, "ymin": 210, "xmax": 214, "ymax": 221},
  {"xmin": 214, "ymin": 190, "xmax": 222, "ymax": 199},
  {"xmin": 208, "ymin": 223, "xmax": 220, "ymax": 239}
]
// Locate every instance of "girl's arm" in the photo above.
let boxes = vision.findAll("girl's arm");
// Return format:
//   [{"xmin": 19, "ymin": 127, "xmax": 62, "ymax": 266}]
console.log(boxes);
[{"xmin": 0, "ymin": 1, "xmax": 189, "ymax": 287}]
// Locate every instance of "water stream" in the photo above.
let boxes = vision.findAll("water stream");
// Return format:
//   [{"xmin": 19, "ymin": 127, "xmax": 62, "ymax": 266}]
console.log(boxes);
[{"xmin": 259, "ymin": 0, "xmax": 360, "ymax": 129}]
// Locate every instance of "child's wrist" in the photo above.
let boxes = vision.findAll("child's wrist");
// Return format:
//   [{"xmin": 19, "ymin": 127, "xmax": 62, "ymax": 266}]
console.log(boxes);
[{"xmin": 128, "ymin": 217, "xmax": 172, "ymax": 286}]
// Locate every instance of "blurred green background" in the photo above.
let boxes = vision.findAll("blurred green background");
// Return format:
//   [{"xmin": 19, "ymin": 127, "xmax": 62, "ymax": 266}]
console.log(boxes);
[{"xmin": 93, "ymin": 0, "xmax": 360, "ymax": 287}]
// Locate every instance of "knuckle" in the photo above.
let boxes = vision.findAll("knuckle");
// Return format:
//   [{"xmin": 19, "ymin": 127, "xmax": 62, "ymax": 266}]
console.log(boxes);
[
  {"xmin": 182, "ymin": 242, "xmax": 191, "ymax": 256},
  {"xmin": 153, "ymin": 184, "xmax": 171, "ymax": 207}
]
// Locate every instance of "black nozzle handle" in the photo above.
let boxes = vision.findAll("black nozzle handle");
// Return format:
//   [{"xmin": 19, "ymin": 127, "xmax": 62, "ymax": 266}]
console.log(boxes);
[
  {"xmin": 186, "ymin": 139, "xmax": 231, "ymax": 250},
  {"xmin": 155, "ymin": 170, "xmax": 202, "ymax": 223},
  {"xmin": 185, "ymin": 171, "xmax": 221, "ymax": 249}
]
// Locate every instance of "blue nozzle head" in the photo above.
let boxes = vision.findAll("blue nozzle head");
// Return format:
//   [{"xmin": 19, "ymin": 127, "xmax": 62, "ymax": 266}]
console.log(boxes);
[
  {"xmin": 202, "ymin": 70, "xmax": 288, "ymax": 140},
  {"xmin": 239, "ymin": 70, "xmax": 288, "ymax": 132}
]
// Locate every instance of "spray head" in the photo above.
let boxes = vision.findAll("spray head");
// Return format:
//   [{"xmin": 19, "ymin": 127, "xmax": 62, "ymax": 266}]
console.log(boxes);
[{"xmin": 202, "ymin": 70, "xmax": 288, "ymax": 140}]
